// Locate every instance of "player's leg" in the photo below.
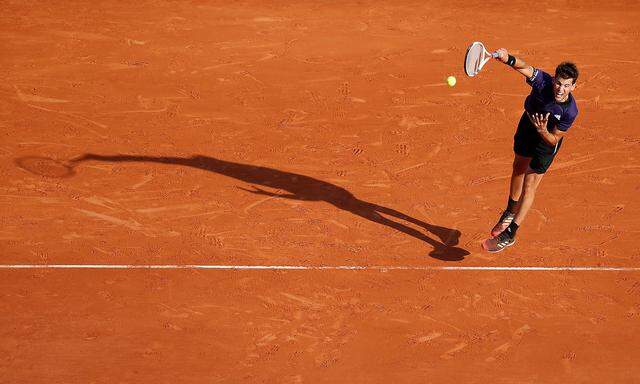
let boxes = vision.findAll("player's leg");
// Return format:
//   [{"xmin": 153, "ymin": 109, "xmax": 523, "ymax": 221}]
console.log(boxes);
[
  {"xmin": 491, "ymin": 154, "xmax": 530, "ymax": 236},
  {"xmin": 509, "ymin": 154, "xmax": 530, "ymax": 204},
  {"xmin": 484, "ymin": 169, "xmax": 543, "ymax": 252},
  {"xmin": 490, "ymin": 124, "xmax": 532, "ymax": 237},
  {"xmin": 508, "ymin": 113, "xmax": 537, "ymax": 210},
  {"xmin": 510, "ymin": 138, "xmax": 562, "ymax": 230},
  {"xmin": 512, "ymin": 169, "xmax": 544, "ymax": 225},
  {"xmin": 483, "ymin": 147, "xmax": 554, "ymax": 253}
]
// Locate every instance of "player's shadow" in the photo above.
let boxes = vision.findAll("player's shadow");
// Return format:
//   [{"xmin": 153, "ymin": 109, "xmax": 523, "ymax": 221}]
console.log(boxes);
[{"xmin": 71, "ymin": 154, "xmax": 470, "ymax": 261}]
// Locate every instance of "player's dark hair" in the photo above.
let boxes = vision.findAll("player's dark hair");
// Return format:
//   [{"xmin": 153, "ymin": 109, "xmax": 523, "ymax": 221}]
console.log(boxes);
[{"xmin": 555, "ymin": 62, "xmax": 579, "ymax": 83}]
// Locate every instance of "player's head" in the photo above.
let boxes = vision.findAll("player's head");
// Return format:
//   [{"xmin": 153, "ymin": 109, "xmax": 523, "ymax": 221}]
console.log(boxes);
[{"xmin": 553, "ymin": 62, "xmax": 578, "ymax": 102}]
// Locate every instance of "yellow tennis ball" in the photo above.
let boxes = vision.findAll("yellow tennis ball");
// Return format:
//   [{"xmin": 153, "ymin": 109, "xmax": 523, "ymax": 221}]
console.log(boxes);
[{"xmin": 447, "ymin": 76, "xmax": 456, "ymax": 87}]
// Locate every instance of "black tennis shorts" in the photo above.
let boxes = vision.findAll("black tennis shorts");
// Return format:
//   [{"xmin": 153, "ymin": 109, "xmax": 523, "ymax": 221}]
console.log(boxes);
[{"xmin": 513, "ymin": 112, "xmax": 563, "ymax": 174}]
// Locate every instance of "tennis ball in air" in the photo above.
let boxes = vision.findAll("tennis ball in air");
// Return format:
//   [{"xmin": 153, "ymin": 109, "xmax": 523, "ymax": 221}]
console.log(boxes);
[{"xmin": 447, "ymin": 76, "xmax": 456, "ymax": 87}]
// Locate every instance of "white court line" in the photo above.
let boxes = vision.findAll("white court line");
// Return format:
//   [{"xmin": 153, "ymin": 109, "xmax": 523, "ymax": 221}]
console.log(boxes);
[{"xmin": 0, "ymin": 264, "xmax": 639, "ymax": 271}]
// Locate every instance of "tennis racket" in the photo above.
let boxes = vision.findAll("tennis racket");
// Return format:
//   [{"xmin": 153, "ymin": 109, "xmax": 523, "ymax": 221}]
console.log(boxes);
[{"xmin": 464, "ymin": 42, "xmax": 499, "ymax": 77}]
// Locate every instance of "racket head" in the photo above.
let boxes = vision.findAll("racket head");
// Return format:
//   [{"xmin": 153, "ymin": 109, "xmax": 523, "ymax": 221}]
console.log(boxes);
[
  {"xmin": 464, "ymin": 41, "xmax": 489, "ymax": 77},
  {"xmin": 15, "ymin": 156, "xmax": 76, "ymax": 178}
]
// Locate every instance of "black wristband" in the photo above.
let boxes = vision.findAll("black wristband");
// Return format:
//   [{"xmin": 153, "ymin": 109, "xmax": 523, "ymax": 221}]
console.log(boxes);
[{"xmin": 506, "ymin": 55, "xmax": 516, "ymax": 67}]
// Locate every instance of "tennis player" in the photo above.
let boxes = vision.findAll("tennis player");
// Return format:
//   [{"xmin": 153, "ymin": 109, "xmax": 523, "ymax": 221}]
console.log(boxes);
[{"xmin": 484, "ymin": 49, "xmax": 579, "ymax": 252}]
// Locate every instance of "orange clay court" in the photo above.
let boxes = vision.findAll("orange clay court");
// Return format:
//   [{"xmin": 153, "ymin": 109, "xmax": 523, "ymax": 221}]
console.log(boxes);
[{"xmin": 1, "ymin": 1, "xmax": 640, "ymax": 382}]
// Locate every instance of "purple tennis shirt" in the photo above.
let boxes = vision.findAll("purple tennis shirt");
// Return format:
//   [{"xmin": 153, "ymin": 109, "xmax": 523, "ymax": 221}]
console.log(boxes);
[{"xmin": 524, "ymin": 69, "xmax": 578, "ymax": 132}]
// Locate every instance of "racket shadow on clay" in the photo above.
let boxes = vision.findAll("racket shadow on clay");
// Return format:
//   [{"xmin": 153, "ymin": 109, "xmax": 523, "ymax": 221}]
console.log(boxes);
[
  {"xmin": 39, "ymin": 153, "xmax": 471, "ymax": 261},
  {"xmin": 14, "ymin": 156, "xmax": 84, "ymax": 178}
]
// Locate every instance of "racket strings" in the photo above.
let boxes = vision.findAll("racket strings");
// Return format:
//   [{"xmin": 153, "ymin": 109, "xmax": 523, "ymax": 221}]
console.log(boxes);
[
  {"xmin": 465, "ymin": 42, "xmax": 491, "ymax": 77},
  {"xmin": 465, "ymin": 44, "xmax": 483, "ymax": 76}
]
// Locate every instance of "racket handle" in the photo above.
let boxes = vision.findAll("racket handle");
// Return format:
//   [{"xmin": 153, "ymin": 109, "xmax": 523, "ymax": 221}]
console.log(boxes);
[{"xmin": 491, "ymin": 52, "xmax": 499, "ymax": 58}]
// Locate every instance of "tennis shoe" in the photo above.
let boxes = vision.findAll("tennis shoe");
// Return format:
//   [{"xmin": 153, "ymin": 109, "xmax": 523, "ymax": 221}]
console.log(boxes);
[
  {"xmin": 482, "ymin": 230, "xmax": 516, "ymax": 253},
  {"xmin": 491, "ymin": 210, "xmax": 515, "ymax": 237}
]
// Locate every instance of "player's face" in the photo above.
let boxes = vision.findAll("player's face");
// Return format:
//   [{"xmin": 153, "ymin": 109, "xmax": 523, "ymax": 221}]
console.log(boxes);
[{"xmin": 552, "ymin": 76, "xmax": 576, "ymax": 102}]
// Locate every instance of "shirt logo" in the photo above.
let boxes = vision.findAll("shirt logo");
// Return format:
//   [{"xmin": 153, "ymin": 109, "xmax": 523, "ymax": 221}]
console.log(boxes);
[{"xmin": 554, "ymin": 114, "xmax": 561, "ymax": 120}]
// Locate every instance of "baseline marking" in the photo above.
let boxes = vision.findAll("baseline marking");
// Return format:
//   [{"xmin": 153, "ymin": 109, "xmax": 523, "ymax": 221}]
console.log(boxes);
[{"xmin": 0, "ymin": 264, "xmax": 639, "ymax": 271}]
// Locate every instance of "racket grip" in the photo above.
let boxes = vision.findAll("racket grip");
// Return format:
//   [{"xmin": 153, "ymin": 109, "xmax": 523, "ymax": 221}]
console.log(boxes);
[{"xmin": 491, "ymin": 52, "xmax": 499, "ymax": 58}]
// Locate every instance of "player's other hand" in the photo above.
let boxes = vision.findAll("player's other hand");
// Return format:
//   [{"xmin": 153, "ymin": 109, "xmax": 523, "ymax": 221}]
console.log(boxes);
[
  {"xmin": 495, "ymin": 48, "xmax": 509, "ymax": 63},
  {"xmin": 528, "ymin": 112, "xmax": 550, "ymax": 133}
]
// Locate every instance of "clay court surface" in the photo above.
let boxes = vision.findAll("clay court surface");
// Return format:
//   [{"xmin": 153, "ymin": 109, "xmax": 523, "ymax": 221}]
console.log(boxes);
[{"xmin": 2, "ymin": 1, "xmax": 640, "ymax": 382}]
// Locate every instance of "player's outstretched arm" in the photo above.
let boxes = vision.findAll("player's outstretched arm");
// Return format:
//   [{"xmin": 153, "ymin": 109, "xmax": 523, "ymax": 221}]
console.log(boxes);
[{"xmin": 494, "ymin": 48, "xmax": 534, "ymax": 79}]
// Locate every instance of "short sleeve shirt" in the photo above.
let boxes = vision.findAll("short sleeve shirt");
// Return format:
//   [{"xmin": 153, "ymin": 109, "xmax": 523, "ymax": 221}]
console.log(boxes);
[{"xmin": 524, "ymin": 68, "xmax": 578, "ymax": 132}]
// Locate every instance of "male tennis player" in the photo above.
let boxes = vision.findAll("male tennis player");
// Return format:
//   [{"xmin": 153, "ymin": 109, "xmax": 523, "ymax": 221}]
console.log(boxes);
[{"xmin": 483, "ymin": 49, "xmax": 579, "ymax": 252}]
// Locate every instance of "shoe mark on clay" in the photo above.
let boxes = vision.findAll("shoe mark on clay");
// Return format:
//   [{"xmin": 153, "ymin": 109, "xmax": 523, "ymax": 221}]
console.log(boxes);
[
  {"xmin": 395, "ymin": 143, "xmax": 409, "ymax": 156},
  {"xmin": 485, "ymin": 324, "xmax": 532, "ymax": 362},
  {"xmin": 351, "ymin": 147, "xmax": 364, "ymax": 156},
  {"xmin": 75, "ymin": 208, "xmax": 179, "ymax": 237},
  {"xmin": 338, "ymin": 82, "xmax": 351, "ymax": 98},
  {"xmin": 50, "ymin": 30, "xmax": 112, "ymax": 41},
  {"xmin": 125, "ymin": 38, "xmax": 146, "ymax": 46},
  {"xmin": 281, "ymin": 292, "xmax": 324, "ymax": 310},
  {"xmin": 305, "ymin": 90, "xmax": 329, "ymax": 110},
  {"xmin": 602, "ymin": 204, "xmax": 624, "ymax": 220},
  {"xmin": 362, "ymin": 182, "xmax": 390, "ymax": 188},
  {"xmin": 242, "ymin": 192, "xmax": 282, "ymax": 215},
  {"xmin": 253, "ymin": 17, "xmax": 290, "ymax": 23},
  {"xmin": 304, "ymin": 76, "xmax": 343, "ymax": 84},
  {"xmin": 14, "ymin": 86, "xmax": 69, "ymax": 103},
  {"xmin": 236, "ymin": 70, "xmax": 264, "ymax": 86},
  {"xmin": 335, "ymin": 170, "xmax": 347, "ymax": 177},
  {"xmin": 468, "ymin": 175, "xmax": 497, "ymax": 187},
  {"xmin": 21, "ymin": 102, "xmax": 108, "ymax": 138},
  {"xmin": 158, "ymin": 303, "xmax": 198, "ymax": 319},
  {"xmin": 131, "ymin": 174, "xmax": 154, "ymax": 189},
  {"xmin": 75, "ymin": 208, "xmax": 143, "ymax": 231},
  {"xmin": 502, "ymin": 289, "xmax": 534, "ymax": 302},
  {"xmin": 255, "ymin": 333, "xmax": 277, "ymax": 347},
  {"xmin": 135, "ymin": 203, "xmax": 201, "ymax": 215},
  {"xmin": 440, "ymin": 342, "xmax": 468, "ymax": 360},
  {"xmin": 410, "ymin": 331, "xmax": 443, "ymax": 344},
  {"xmin": 395, "ymin": 162, "xmax": 426, "ymax": 175},
  {"xmin": 398, "ymin": 115, "xmax": 438, "ymax": 129},
  {"xmin": 326, "ymin": 219, "xmax": 349, "ymax": 230},
  {"xmin": 82, "ymin": 196, "xmax": 121, "ymax": 211},
  {"xmin": 203, "ymin": 61, "xmax": 246, "ymax": 70}
]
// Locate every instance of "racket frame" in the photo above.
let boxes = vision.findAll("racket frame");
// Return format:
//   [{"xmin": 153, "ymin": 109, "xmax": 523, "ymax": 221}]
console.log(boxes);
[{"xmin": 464, "ymin": 41, "xmax": 499, "ymax": 77}]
